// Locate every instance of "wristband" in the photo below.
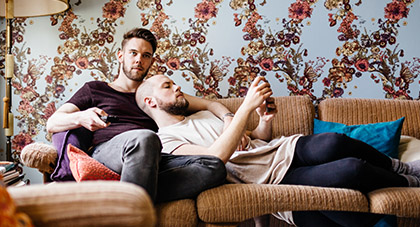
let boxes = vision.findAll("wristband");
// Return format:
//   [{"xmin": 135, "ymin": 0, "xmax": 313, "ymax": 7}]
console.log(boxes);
[{"xmin": 223, "ymin": 112, "xmax": 235, "ymax": 121}]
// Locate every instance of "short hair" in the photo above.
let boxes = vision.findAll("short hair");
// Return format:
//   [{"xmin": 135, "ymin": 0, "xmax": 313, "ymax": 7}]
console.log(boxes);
[
  {"xmin": 121, "ymin": 28, "xmax": 157, "ymax": 53},
  {"xmin": 136, "ymin": 77, "xmax": 155, "ymax": 116}
]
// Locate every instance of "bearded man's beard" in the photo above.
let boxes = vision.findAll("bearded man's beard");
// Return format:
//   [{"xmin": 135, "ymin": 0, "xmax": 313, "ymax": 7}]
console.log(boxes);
[
  {"xmin": 158, "ymin": 97, "xmax": 190, "ymax": 116},
  {"xmin": 122, "ymin": 62, "xmax": 150, "ymax": 82}
]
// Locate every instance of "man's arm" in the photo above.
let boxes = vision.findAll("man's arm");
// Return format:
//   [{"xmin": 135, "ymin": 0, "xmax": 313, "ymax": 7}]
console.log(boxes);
[
  {"xmin": 185, "ymin": 94, "xmax": 232, "ymax": 119},
  {"xmin": 172, "ymin": 76, "xmax": 272, "ymax": 163},
  {"xmin": 46, "ymin": 103, "xmax": 108, "ymax": 133}
]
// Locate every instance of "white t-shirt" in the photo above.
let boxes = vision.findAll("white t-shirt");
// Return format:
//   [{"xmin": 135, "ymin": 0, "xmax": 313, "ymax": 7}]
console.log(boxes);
[{"xmin": 158, "ymin": 110, "xmax": 302, "ymax": 225}]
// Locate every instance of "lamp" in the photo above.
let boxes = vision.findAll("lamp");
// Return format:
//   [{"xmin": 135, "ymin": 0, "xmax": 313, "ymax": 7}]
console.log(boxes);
[{"xmin": 1, "ymin": 0, "xmax": 69, "ymax": 161}]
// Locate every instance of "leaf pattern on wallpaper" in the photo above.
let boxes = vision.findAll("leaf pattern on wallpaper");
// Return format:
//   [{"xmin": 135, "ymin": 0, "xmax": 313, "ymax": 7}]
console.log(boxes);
[
  {"xmin": 229, "ymin": 0, "xmax": 326, "ymax": 101},
  {"xmin": 324, "ymin": 0, "xmax": 419, "ymax": 99},
  {"xmin": 142, "ymin": 0, "xmax": 234, "ymax": 99}
]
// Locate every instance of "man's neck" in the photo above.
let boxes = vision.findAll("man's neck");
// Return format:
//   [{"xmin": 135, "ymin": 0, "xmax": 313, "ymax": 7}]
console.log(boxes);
[
  {"xmin": 109, "ymin": 75, "xmax": 141, "ymax": 93},
  {"xmin": 154, "ymin": 111, "xmax": 185, "ymax": 128}
]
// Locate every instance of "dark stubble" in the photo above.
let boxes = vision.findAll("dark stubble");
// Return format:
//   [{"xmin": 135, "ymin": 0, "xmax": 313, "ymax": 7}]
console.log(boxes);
[
  {"xmin": 157, "ymin": 96, "xmax": 190, "ymax": 116},
  {"xmin": 122, "ymin": 61, "xmax": 150, "ymax": 82}
]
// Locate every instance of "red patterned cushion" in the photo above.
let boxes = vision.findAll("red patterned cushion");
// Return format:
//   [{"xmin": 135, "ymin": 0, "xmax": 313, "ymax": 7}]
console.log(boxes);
[{"xmin": 67, "ymin": 144, "xmax": 120, "ymax": 182}]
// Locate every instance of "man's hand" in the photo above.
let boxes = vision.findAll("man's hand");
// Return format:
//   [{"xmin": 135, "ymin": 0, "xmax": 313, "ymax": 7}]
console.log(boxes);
[
  {"xmin": 256, "ymin": 97, "xmax": 277, "ymax": 123},
  {"xmin": 242, "ymin": 76, "xmax": 273, "ymax": 112},
  {"xmin": 78, "ymin": 107, "xmax": 109, "ymax": 131}
]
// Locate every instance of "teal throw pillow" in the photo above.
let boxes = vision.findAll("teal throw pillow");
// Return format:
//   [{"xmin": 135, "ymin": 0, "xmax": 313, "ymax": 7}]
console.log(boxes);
[{"xmin": 313, "ymin": 117, "xmax": 405, "ymax": 159}]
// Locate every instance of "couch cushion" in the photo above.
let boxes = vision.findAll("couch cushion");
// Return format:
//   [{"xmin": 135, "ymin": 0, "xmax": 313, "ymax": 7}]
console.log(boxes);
[
  {"xmin": 314, "ymin": 117, "xmax": 404, "ymax": 158},
  {"xmin": 8, "ymin": 181, "xmax": 156, "ymax": 227},
  {"xmin": 318, "ymin": 98, "xmax": 420, "ymax": 139},
  {"xmin": 217, "ymin": 96, "xmax": 315, "ymax": 138},
  {"xmin": 156, "ymin": 199, "xmax": 197, "ymax": 227},
  {"xmin": 196, "ymin": 184, "xmax": 368, "ymax": 223},
  {"xmin": 399, "ymin": 135, "xmax": 420, "ymax": 162},
  {"xmin": 67, "ymin": 144, "xmax": 120, "ymax": 182}
]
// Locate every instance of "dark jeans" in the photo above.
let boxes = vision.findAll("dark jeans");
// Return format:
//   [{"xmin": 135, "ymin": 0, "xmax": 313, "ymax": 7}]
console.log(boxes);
[
  {"xmin": 281, "ymin": 133, "xmax": 407, "ymax": 227},
  {"xmin": 92, "ymin": 129, "xmax": 226, "ymax": 203}
]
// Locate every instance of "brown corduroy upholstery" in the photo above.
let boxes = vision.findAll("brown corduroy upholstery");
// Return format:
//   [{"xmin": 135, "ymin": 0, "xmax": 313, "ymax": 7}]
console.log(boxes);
[
  {"xmin": 8, "ymin": 181, "xmax": 156, "ymax": 227},
  {"xmin": 197, "ymin": 184, "xmax": 368, "ymax": 223},
  {"xmin": 368, "ymin": 187, "xmax": 420, "ymax": 217},
  {"xmin": 156, "ymin": 199, "xmax": 198, "ymax": 227},
  {"xmin": 217, "ymin": 96, "xmax": 315, "ymax": 137},
  {"xmin": 318, "ymin": 98, "xmax": 420, "ymax": 139}
]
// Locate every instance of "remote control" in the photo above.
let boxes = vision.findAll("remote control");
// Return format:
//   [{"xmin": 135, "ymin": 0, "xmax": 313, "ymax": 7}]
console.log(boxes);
[{"xmin": 100, "ymin": 115, "xmax": 119, "ymax": 123}]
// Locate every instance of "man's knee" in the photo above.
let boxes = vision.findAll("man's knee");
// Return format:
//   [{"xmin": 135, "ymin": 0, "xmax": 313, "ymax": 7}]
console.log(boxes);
[
  {"xmin": 337, "ymin": 157, "xmax": 366, "ymax": 180},
  {"xmin": 123, "ymin": 129, "xmax": 162, "ymax": 158},
  {"xmin": 192, "ymin": 156, "xmax": 227, "ymax": 185}
]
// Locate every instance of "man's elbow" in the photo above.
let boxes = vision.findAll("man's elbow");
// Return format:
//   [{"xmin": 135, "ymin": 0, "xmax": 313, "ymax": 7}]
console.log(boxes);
[{"xmin": 46, "ymin": 121, "xmax": 55, "ymax": 133}]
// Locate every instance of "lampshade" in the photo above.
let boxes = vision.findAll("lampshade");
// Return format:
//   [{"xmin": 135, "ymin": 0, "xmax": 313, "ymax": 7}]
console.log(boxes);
[{"xmin": 0, "ymin": 0, "xmax": 69, "ymax": 18}]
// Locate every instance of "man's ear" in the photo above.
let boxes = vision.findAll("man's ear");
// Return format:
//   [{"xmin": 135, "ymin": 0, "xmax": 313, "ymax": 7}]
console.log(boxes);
[
  {"xmin": 117, "ymin": 49, "xmax": 123, "ymax": 64},
  {"xmin": 144, "ymin": 96, "xmax": 157, "ymax": 108}
]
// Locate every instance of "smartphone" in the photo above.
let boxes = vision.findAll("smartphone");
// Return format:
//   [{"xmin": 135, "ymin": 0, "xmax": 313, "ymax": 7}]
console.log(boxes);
[{"xmin": 266, "ymin": 98, "xmax": 275, "ymax": 112}]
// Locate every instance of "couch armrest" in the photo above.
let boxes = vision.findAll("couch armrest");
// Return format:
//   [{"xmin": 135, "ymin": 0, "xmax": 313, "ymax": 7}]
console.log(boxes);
[
  {"xmin": 8, "ymin": 181, "xmax": 156, "ymax": 227},
  {"xmin": 368, "ymin": 187, "xmax": 420, "ymax": 218}
]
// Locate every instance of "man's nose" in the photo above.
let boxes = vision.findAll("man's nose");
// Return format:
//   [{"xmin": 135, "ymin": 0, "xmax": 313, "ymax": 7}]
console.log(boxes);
[
  {"xmin": 135, "ymin": 55, "xmax": 142, "ymax": 64},
  {"xmin": 174, "ymin": 84, "xmax": 181, "ymax": 91}
]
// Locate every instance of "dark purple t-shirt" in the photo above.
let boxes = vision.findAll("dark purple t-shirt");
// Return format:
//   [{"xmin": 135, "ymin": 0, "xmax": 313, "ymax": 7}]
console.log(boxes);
[{"xmin": 67, "ymin": 81, "xmax": 158, "ymax": 146}]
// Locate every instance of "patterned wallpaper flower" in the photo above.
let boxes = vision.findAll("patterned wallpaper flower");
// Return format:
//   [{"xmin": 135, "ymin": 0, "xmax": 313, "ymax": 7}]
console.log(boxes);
[{"xmin": 0, "ymin": 0, "xmax": 419, "ymax": 159}]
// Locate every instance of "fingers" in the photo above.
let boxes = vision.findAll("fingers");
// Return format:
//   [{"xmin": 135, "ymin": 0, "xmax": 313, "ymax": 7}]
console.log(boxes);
[
  {"xmin": 82, "ymin": 108, "xmax": 108, "ymax": 131},
  {"xmin": 92, "ymin": 107, "xmax": 108, "ymax": 117},
  {"xmin": 237, "ymin": 135, "xmax": 249, "ymax": 151},
  {"xmin": 255, "ymin": 77, "xmax": 272, "ymax": 99}
]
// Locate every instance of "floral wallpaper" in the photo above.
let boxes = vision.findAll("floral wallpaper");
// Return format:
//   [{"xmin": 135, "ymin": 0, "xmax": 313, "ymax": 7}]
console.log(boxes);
[{"xmin": 0, "ymin": 0, "xmax": 419, "ymax": 160}]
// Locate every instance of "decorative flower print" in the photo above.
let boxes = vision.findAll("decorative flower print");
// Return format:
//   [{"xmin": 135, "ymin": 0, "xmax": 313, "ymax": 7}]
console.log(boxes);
[
  {"xmin": 195, "ymin": 0, "xmax": 218, "ymax": 21},
  {"xmin": 384, "ymin": 0, "xmax": 409, "ymax": 22},
  {"xmin": 355, "ymin": 59, "xmax": 370, "ymax": 72},
  {"xmin": 12, "ymin": 132, "xmax": 33, "ymax": 152},
  {"xmin": 75, "ymin": 57, "xmax": 89, "ymax": 69},
  {"xmin": 289, "ymin": 0, "xmax": 313, "ymax": 21},
  {"xmin": 103, "ymin": 0, "xmax": 126, "ymax": 20},
  {"xmin": 260, "ymin": 58, "xmax": 274, "ymax": 71},
  {"xmin": 167, "ymin": 58, "xmax": 181, "ymax": 70}
]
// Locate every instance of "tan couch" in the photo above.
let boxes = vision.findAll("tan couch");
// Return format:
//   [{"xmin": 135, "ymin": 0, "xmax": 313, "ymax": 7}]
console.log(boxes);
[{"xmin": 10, "ymin": 96, "xmax": 420, "ymax": 226}]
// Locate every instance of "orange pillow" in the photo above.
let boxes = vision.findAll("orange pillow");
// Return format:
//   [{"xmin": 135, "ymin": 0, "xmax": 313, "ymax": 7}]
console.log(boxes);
[{"xmin": 67, "ymin": 144, "xmax": 120, "ymax": 182}]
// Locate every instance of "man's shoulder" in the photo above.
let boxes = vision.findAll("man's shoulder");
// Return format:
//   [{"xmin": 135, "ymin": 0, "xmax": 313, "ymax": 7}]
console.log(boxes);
[
  {"xmin": 84, "ymin": 80, "xmax": 108, "ymax": 87},
  {"xmin": 189, "ymin": 110, "xmax": 218, "ymax": 119},
  {"xmin": 78, "ymin": 81, "xmax": 111, "ymax": 92}
]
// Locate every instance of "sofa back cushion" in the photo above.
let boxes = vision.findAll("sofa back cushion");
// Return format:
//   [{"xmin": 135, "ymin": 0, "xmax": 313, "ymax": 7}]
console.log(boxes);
[
  {"xmin": 318, "ymin": 98, "xmax": 420, "ymax": 139},
  {"xmin": 217, "ymin": 96, "xmax": 315, "ymax": 138}
]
